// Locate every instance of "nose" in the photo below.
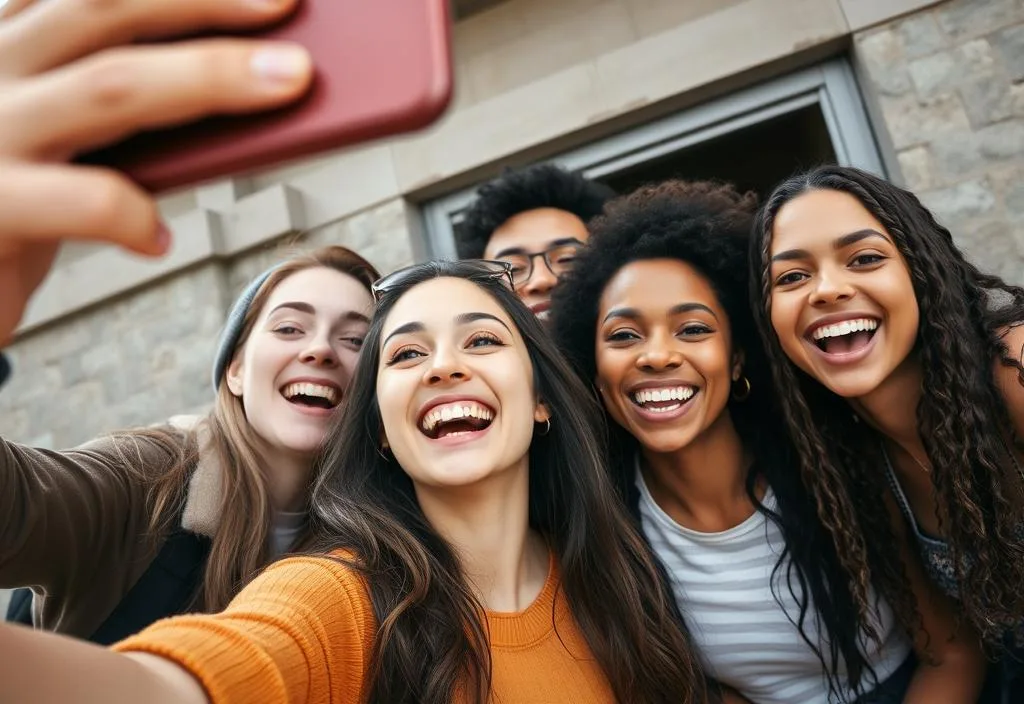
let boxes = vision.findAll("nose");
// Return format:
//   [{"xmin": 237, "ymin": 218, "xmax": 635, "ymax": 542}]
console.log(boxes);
[
  {"xmin": 300, "ymin": 334, "xmax": 339, "ymax": 368},
  {"xmin": 636, "ymin": 331, "xmax": 684, "ymax": 372},
  {"xmin": 808, "ymin": 268, "xmax": 855, "ymax": 307},
  {"xmin": 519, "ymin": 255, "xmax": 558, "ymax": 296},
  {"xmin": 423, "ymin": 345, "xmax": 470, "ymax": 386}
]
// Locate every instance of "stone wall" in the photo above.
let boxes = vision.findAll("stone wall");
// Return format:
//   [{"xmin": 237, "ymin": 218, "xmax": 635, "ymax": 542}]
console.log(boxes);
[
  {"xmin": 855, "ymin": 0, "xmax": 1024, "ymax": 283},
  {"xmin": 0, "ymin": 198, "xmax": 414, "ymax": 449}
]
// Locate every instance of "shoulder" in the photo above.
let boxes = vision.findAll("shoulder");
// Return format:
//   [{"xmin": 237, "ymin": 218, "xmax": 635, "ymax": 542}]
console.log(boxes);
[
  {"xmin": 232, "ymin": 551, "xmax": 377, "ymax": 636},
  {"xmin": 995, "ymin": 323, "xmax": 1024, "ymax": 437},
  {"xmin": 73, "ymin": 425, "xmax": 191, "ymax": 481},
  {"xmin": 249, "ymin": 551, "xmax": 372, "ymax": 608}
]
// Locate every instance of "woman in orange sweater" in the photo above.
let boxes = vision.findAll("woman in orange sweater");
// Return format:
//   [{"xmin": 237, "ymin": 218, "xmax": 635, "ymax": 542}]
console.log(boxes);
[{"xmin": 0, "ymin": 259, "xmax": 709, "ymax": 704}]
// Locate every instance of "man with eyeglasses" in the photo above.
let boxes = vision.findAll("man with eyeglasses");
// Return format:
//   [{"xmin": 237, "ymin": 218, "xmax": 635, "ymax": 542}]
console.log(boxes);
[{"xmin": 456, "ymin": 164, "xmax": 615, "ymax": 322}]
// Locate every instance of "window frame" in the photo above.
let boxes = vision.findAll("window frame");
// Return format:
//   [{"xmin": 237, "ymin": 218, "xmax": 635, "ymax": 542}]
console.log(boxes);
[{"xmin": 420, "ymin": 58, "xmax": 885, "ymax": 259}]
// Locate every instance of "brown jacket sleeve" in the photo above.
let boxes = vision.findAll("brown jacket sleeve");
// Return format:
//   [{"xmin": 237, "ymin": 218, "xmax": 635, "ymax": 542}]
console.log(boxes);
[{"xmin": 0, "ymin": 431, "xmax": 182, "ymax": 631}]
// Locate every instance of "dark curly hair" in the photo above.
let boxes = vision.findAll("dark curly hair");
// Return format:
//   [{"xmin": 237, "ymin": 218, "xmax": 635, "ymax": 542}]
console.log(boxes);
[
  {"xmin": 456, "ymin": 163, "xmax": 615, "ymax": 259},
  {"xmin": 749, "ymin": 164, "xmax": 1024, "ymax": 646},
  {"xmin": 550, "ymin": 179, "xmax": 887, "ymax": 698}
]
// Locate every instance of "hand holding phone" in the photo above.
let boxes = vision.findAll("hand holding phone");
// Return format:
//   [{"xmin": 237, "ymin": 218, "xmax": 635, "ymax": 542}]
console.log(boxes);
[
  {"xmin": 0, "ymin": 0, "xmax": 314, "ymax": 344},
  {"xmin": 83, "ymin": 0, "xmax": 454, "ymax": 194}
]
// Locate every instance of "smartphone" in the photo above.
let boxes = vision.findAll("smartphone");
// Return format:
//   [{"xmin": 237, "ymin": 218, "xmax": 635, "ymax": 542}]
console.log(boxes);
[{"xmin": 80, "ymin": 0, "xmax": 453, "ymax": 194}]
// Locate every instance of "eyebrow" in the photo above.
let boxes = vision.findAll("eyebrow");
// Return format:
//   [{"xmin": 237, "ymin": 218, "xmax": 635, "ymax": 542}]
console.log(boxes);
[
  {"xmin": 268, "ymin": 302, "xmax": 371, "ymax": 325},
  {"xmin": 493, "ymin": 238, "xmax": 580, "ymax": 258},
  {"xmin": 770, "ymin": 228, "xmax": 891, "ymax": 263},
  {"xmin": 602, "ymin": 302, "xmax": 718, "ymax": 324},
  {"xmin": 381, "ymin": 311, "xmax": 513, "ymax": 348},
  {"xmin": 455, "ymin": 311, "xmax": 513, "ymax": 333}
]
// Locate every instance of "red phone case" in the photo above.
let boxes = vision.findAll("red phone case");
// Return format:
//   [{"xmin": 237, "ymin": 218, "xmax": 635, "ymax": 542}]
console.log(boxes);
[{"xmin": 81, "ymin": 0, "xmax": 453, "ymax": 193}]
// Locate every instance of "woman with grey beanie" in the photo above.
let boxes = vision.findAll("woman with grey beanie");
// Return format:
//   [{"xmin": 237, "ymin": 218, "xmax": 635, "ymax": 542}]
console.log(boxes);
[{"xmin": 1, "ymin": 245, "xmax": 378, "ymax": 644}]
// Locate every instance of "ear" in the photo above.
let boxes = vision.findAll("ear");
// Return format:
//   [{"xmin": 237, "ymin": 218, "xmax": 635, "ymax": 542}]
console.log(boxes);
[
  {"xmin": 731, "ymin": 348, "xmax": 746, "ymax": 382},
  {"xmin": 534, "ymin": 401, "xmax": 552, "ymax": 424},
  {"xmin": 225, "ymin": 357, "xmax": 245, "ymax": 398}
]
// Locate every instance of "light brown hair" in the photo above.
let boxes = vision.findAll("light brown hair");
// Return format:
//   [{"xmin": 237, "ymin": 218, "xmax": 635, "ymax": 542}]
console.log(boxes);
[{"xmin": 129, "ymin": 245, "xmax": 379, "ymax": 612}]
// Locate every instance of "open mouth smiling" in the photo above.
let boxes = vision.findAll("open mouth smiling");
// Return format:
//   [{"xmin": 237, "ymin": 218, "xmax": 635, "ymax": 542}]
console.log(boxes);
[
  {"xmin": 627, "ymin": 383, "xmax": 699, "ymax": 421},
  {"xmin": 418, "ymin": 399, "xmax": 496, "ymax": 440},
  {"xmin": 281, "ymin": 381, "xmax": 342, "ymax": 410},
  {"xmin": 805, "ymin": 316, "xmax": 880, "ymax": 357}
]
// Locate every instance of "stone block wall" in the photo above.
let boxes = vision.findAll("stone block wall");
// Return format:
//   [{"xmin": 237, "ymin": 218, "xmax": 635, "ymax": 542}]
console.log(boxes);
[
  {"xmin": 0, "ymin": 198, "xmax": 414, "ymax": 450},
  {"xmin": 855, "ymin": 0, "xmax": 1024, "ymax": 283}
]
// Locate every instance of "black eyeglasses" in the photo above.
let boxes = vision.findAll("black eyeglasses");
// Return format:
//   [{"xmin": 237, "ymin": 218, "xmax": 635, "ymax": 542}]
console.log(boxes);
[
  {"xmin": 492, "ymin": 239, "xmax": 584, "ymax": 287},
  {"xmin": 371, "ymin": 259, "xmax": 515, "ymax": 303}
]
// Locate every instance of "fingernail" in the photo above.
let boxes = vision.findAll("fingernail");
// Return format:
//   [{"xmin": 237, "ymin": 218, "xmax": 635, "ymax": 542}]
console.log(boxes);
[
  {"xmin": 250, "ymin": 45, "xmax": 312, "ymax": 84},
  {"xmin": 154, "ymin": 223, "xmax": 172, "ymax": 254}
]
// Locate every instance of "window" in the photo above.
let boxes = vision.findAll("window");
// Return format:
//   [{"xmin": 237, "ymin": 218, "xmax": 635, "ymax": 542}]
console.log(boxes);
[{"xmin": 421, "ymin": 59, "xmax": 884, "ymax": 259}]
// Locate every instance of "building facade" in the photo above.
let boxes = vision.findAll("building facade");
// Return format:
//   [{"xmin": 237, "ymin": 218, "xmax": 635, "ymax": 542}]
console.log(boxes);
[{"xmin": 2, "ymin": 0, "xmax": 1023, "ymax": 454}]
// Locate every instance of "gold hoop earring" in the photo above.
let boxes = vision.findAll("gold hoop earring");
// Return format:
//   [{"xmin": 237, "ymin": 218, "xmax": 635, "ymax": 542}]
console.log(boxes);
[{"xmin": 731, "ymin": 375, "xmax": 751, "ymax": 402}]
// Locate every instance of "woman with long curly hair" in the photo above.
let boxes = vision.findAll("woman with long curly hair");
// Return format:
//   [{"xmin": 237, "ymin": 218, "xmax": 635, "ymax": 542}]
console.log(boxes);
[
  {"xmin": 749, "ymin": 164, "xmax": 1024, "ymax": 696},
  {"xmin": 0, "ymin": 259, "xmax": 708, "ymax": 704},
  {"xmin": 549, "ymin": 179, "xmax": 982, "ymax": 703}
]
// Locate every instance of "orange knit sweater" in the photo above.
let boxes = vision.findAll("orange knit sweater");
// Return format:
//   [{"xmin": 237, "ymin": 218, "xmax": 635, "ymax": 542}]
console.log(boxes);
[{"xmin": 114, "ymin": 552, "xmax": 615, "ymax": 703}]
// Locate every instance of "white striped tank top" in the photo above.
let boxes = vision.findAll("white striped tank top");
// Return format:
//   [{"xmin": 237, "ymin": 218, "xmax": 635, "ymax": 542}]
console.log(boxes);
[{"xmin": 636, "ymin": 467, "xmax": 912, "ymax": 704}]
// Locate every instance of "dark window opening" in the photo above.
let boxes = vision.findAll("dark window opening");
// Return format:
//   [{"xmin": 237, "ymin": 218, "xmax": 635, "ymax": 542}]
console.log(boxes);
[
  {"xmin": 599, "ymin": 104, "xmax": 836, "ymax": 201},
  {"xmin": 449, "ymin": 103, "xmax": 838, "ymax": 243}
]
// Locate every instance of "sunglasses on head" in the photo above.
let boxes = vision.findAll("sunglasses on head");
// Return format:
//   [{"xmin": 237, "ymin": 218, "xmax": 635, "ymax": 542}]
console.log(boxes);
[{"xmin": 371, "ymin": 259, "xmax": 515, "ymax": 304}]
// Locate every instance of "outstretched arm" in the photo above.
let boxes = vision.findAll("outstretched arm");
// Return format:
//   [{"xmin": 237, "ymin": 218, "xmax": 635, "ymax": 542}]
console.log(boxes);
[
  {"xmin": 0, "ymin": 556, "xmax": 373, "ymax": 704},
  {"xmin": 0, "ymin": 624, "xmax": 207, "ymax": 704}
]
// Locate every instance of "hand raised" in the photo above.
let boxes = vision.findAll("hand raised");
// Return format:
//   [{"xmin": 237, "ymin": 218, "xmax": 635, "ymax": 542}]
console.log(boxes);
[{"xmin": 0, "ymin": 0, "xmax": 313, "ymax": 343}]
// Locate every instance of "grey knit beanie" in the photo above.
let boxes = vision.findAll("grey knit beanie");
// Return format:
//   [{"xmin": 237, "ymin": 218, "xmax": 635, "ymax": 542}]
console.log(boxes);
[{"xmin": 211, "ymin": 265, "xmax": 278, "ymax": 392}]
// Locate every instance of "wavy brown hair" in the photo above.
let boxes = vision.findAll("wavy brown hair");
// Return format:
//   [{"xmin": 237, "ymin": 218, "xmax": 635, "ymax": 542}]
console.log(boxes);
[
  {"xmin": 120, "ymin": 245, "xmax": 379, "ymax": 612},
  {"xmin": 306, "ymin": 260, "xmax": 709, "ymax": 704},
  {"xmin": 749, "ymin": 165, "xmax": 1024, "ymax": 645}
]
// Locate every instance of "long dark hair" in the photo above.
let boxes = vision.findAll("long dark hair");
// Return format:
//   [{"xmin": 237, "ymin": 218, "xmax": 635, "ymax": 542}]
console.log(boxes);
[
  {"xmin": 749, "ymin": 164, "xmax": 1024, "ymax": 644},
  {"xmin": 550, "ymin": 179, "xmax": 888, "ymax": 699},
  {"xmin": 306, "ymin": 260, "xmax": 708, "ymax": 704}
]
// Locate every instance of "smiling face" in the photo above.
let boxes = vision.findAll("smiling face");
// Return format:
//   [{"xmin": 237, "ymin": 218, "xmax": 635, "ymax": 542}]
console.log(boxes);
[
  {"xmin": 595, "ymin": 259, "xmax": 740, "ymax": 454},
  {"xmin": 226, "ymin": 266, "xmax": 373, "ymax": 460},
  {"xmin": 483, "ymin": 207, "xmax": 590, "ymax": 320},
  {"xmin": 376, "ymin": 277, "xmax": 549, "ymax": 491},
  {"xmin": 767, "ymin": 188, "xmax": 920, "ymax": 399}
]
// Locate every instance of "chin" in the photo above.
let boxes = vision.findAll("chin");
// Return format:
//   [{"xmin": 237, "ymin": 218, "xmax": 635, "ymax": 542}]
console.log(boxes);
[
  {"xmin": 276, "ymin": 433, "xmax": 328, "ymax": 457},
  {"xmin": 633, "ymin": 428, "xmax": 697, "ymax": 455},
  {"xmin": 816, "ymin": 374, "xmax": 883, "ymax": 400},
  {"xmin": 422, "ymin": 464, "xmax": 501, "ymax": 488}
]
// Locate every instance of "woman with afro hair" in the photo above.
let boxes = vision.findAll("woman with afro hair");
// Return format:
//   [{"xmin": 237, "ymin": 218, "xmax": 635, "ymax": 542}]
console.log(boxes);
[{"xmin": 549, "ymin": 179, "xmax": 984, "ymax": 703}]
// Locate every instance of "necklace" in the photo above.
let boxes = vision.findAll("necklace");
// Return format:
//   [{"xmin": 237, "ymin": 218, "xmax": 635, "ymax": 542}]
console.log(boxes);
[{"xmin": 908, "ymin": 451, "xmax": 932, "ymax": 474}]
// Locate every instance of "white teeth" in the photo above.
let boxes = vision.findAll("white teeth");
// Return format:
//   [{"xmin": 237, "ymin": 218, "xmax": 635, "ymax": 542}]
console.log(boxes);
[
  {"xmin": 420, "ymin": 401, "xmax": 495, "ymax": 433},
  {"xmin": 810, "ymin": 318, "xmax": 879, "ymax": 341},
  {"xmin": 632, "ymin": 386, "xmax": 696, "ymax": 406},
  {"xmin": 646, "ymin": 403, "xmax": 682, "ymax": 413},
  {"xmin": 282, "ymin": 382, "xmax": 339, "ymax": 404}
]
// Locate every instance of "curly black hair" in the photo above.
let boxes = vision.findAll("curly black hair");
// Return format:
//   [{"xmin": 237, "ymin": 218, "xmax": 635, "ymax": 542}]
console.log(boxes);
[
  {"xmin": 550, "ymin": 179, "xmax": 887, "ymax": 699},
  {"xmin": 749, "ymin": 164, "xmax": 1024, "ymax": 647},
  {"xmin": 456, "ymin": 163, "xmax": 615, "ymax": 259}
]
